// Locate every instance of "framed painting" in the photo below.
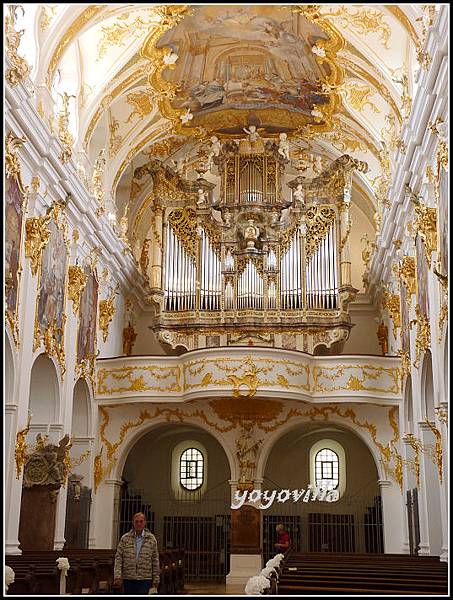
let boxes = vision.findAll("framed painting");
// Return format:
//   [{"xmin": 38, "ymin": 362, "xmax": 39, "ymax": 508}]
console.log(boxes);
[
  {"xmin": 76, "ymin": 268, "xmax": 99, "ymax": 365},
  {"xmin": 33, "ymin": 206, "xmax": 69, "ymax": 375}
]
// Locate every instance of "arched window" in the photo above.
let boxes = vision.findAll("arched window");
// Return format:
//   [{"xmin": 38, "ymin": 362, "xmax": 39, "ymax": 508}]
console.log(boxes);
[
  {"xmin": 180, "ymin": 448, "xmax": 204, "ymax": 490},
  {"xmin": 315, "ymin": 447, "xmax": 339, "ymax": 491}
]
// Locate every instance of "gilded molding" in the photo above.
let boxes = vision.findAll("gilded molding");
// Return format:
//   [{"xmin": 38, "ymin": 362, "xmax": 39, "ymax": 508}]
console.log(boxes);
[
  {"xmin": 403, "ymin": 432, "xmax": 422, "ymax": 488},
  {"xmin": 423, "ymin": 417, "xmax": 443, "ymax": 484},
  {"xmin": 5, "ymin": 132, "xmax": 27, "ymax": 179},
  {"xmin": 5, "ymin": 5, "xmax": 31, "ymax": 86},
  {"xmin": 25, "ymin": 217, "xmax": 51, "ymax": 277},
  {"xmin": 410, "ymin": 305, "xmax": 431, "ymax": 368},
  {"xmin": 382, "ymin": 290, "xmax": 401, "ymax": 338},
  {"xmin": 47, "ymin": 5, "xmax": 105, "ymax": 88},
  {"xmin": 413, "ymin": 205, "xmax": 437, "ymax": 268},
  {"xmin": 15, "ymin": 411, "xmax": 32, "ymax": 479},
  {"xmin": 68, "ymin": 265, "xmax": 89, "ymax": 316},
  {"xmin": 99, "ymin": 285, "xmax": 119, "ymax": 343}
]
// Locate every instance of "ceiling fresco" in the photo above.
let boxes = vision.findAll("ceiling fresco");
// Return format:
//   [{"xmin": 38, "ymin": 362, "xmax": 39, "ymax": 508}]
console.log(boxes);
[
  {"xmin": 11, "ymin": 3, "xmax": 436, "ymax": 254},
  {"xmin": 157, "ymin": 5, "xmax": 332, "ymax": 133}
]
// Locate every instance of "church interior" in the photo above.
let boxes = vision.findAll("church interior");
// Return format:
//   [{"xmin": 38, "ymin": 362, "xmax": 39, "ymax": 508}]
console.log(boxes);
[{"xmin": 4, "ymin": 3, "xmax": 449, "ymax": 596}]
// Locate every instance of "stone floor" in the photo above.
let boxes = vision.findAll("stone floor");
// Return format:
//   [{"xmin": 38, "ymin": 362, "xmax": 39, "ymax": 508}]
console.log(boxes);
[{"xmin": 183, "ymin": 582, "xmax": 245, "ymax": 595}]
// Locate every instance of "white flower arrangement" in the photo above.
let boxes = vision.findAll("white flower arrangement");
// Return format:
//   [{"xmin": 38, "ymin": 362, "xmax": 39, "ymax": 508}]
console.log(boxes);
[
  {"xmin": 245, "ymin": 575, "xmax": 271, "ymax": 595},
  {"xmin": 5, "ymin": 565, "xmax": 15, "ymax": 591},
  {"xmin": 260, "ymin": 566, "xmax": 277, "ymax": 580},
  {"xmin": 312, "ymin": 45, "xmax": 326, "ymax": 57},
  {"xmin": 56, "ymin": 557, "xmax": 70, "ymax": 573}
]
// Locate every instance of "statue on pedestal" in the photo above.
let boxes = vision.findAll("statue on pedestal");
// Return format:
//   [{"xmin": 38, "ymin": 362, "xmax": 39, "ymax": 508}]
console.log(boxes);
[{"xmin": 244, "ymin": 219, "xmax": 260, "ymax": 249}]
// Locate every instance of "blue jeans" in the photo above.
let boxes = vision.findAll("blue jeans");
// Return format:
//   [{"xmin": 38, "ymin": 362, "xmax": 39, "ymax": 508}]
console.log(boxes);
[{"xmin": 123, "ymin": 579, "xmax": 152, "ymax": 594}]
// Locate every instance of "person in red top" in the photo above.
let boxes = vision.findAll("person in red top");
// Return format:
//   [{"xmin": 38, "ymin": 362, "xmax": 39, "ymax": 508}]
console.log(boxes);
[{"xmin": 274, "ymin": 523, "xmax": 291, "ymax": 552}]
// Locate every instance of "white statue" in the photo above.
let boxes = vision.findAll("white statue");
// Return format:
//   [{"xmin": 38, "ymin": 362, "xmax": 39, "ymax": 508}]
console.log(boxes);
[
  {"xmin": 244, "ymin": 219, "xmax": 260, "ymax": 249},
  {"xmin": 180, "ymin": 108, "xmax": 193, "ymax": 124},
  {"xmin": 207, "ymin": 135, "xmax": 222, "ymax": 169},
  {"xmin": 197, "ymin": 188, "xmax": 207, "ymax": 205},
  {"xmin": 278, "ymin": 132, "xmax": 290, "ymax": 161},
  {"xmin": 313, "ymin": 155, "xmax": 323, "ymax": 176},
  {"xmin": 223, "ymin": 211, "xmax": 232, "ymax": 227},
  {"xmin": 243, "ymin": 124, "xmax": 260, "ymax": 143},
  {"xmin": 293, "ymin": 183, "xmax": 305, "ymax": 206}
]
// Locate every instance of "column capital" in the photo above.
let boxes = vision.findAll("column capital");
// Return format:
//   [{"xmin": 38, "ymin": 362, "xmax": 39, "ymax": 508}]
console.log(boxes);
[{"xmin": 377, "ymin": 479, "xmax": 392, "ymax": 488}]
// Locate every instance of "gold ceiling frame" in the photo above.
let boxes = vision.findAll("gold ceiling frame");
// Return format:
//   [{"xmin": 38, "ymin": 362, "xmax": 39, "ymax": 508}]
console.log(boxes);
[
  {"xmin": 291, "ymin": 5, "xmax": 346, "ymax": 136},
  {"xmin": 140, "ymin": 5, "xmax": 205, "ymax": 137}
]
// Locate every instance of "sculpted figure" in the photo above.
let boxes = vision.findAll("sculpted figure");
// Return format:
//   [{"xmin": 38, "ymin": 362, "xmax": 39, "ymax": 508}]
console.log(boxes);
[{"xmin": 278, "ymin": 132, "xmax": 290, "ymax": 161}]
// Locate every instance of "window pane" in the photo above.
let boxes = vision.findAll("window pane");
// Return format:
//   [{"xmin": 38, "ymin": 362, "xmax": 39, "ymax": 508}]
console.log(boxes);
[
  {"xmin": 315, "ymin": 447, "xmax": 339, "ymax": 491},
  {"xmin": 180, "ymin": 448, "xmax": 204, "ymax": 490}
]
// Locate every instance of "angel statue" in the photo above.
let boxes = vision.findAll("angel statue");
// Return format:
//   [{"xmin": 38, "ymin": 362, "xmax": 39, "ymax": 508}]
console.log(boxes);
[
  {"xmin": 243, "ymin": 124, "xmax": 260, "ymax": 143},
  {"xmin": 278, "ymin": 132, "xmax": 290, "ymax": 161}
]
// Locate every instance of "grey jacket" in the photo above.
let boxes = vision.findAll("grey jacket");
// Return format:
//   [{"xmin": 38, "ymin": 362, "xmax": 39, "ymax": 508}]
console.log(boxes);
[{"xmin": 114, "ymin": 528, "xmax": 160, "ymax": 585}]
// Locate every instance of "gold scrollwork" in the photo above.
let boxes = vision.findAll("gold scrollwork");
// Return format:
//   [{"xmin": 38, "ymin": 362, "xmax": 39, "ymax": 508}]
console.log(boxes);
[
  {"xmin": 5, "ymin": 131, "xmax": 27, "ymax": 178},
  {"xmin": 397, "ymin": 256, "xmax": 416, "ymax": 296},
  {"xmin": 409, "ymin": 305, "xmax": 431, "ymax": 368},
  {"xmin": 15, "ymin": 411, "xmax": 32, "ymax": 479},
  {"xmin": 403, "ymin": 433, "xmax": 422, "ymax": 488},
  {"xmin": 5, "ymin": 5, "xmax": 31, "ymax": 86},
  {"xmin": 99, "ymin": 285, "xmax": 119, "ymax": 343},
  {"xmin": 68, "ymin": 265, "xmax": 89, "ymax": 316},
  {"xmin": 168, "ymin": 207, "xmax": 198, "ymax": 259},
  {"xmin": 413, "ymin": 204, "xmax": 438, "ymax": 268},
  {"xmin": 25, "ymin": 216, "xmax": 51, "ymax": 277},
  {"xmin": 382, "ymin": 290, "xmax": 401, "ymax": 338},
  {"xmin": 423, "ymin": 417, "xmax": 443, "ymax": 484}
]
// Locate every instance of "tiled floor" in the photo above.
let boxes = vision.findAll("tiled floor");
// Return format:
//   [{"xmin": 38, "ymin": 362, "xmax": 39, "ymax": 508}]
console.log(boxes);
[{"xmin": 183, "ymin": 582, "xmax": 245, "ymax": 595}]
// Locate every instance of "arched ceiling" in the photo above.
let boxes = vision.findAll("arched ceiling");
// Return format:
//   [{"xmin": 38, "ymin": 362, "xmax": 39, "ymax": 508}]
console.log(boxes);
[{"xmin": 24, "ymin": 4, "xmax": 434, "ymax": 241}]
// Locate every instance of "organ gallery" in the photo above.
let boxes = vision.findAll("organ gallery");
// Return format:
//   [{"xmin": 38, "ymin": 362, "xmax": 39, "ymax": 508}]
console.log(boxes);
[{"xmin": 4, "ymin": 3, "xmax": 449, "ymax": 595}]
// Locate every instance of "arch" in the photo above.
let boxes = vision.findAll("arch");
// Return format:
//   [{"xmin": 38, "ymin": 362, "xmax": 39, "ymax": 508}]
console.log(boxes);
[
  {"xmin": 403, "ymin": 375, "xmax": 414, "ymax": 433},
  {"xmin": 28, "ymin": 352, "xmax": 60, "ymax": 423},
  {"xmin": 72, "ymin": 378, "xmax": 91, "ymax": 437},
  {"xmin": 112, "ymin": 417, "xmax": 236, "ymax": 483},
  {"xmin": 256, "ymin": 415, "xmax": 385, "ymax": 482},
  {"xmin": 421, "ymin": 350, "xmax": 435, "ymax": 421}
]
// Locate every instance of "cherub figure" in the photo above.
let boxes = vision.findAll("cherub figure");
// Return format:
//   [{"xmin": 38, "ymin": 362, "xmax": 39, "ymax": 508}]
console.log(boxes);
[
  {"xmin": 243, "ymin": 124, "xmax": 260, "ymax": 143},
  {"xmin": 197, "ymin": 188, "xmax": 207, "ymax": 205},
  {"xmin": 207, "ymin": 135, "xmax": 222, "ymax": 169},
  {"xmin": 278, "ymin": 132, "xmax": 290, "ymax": 161},
  {"xmin": 293, "ymin": 183, "xmax": 305, "ymax": 206}
]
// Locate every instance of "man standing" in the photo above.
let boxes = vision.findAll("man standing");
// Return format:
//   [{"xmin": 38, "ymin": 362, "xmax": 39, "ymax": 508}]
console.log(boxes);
[
  {"xmin": 114, "ymin": 512, "xmax": 160, "ymax": 594},
  {"xmin": 274, "ymin": 523, "xmax": 291, "ymax": 553}
]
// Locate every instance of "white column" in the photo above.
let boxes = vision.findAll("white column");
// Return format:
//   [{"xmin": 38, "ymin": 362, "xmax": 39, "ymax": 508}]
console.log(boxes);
[
  {"xmin": 90, "ymin": 478, "xmax": 122, "ymax": 548},
  {"xmin": 417, "ymin": 422, "xmax": 443, "ymax": 556},
  {"xmin": 5, "ymin": 250, "xmax": 39, "ymax": 554},
  {"xmin": 378, "ymin": 479, "xmax": 405, "ymax": 553}
]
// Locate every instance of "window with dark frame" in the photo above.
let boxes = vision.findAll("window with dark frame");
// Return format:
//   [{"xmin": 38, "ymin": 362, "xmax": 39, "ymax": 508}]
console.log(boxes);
[
  {"xmin": 180, "ymin": 447, "xmax": 204, "ymax": 490},
  {"xmin": 315, "ymin": 448, "xmax": 339, "ymax": 491}
]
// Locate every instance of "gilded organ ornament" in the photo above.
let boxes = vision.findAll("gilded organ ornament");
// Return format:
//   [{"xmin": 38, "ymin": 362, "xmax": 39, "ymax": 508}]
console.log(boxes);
[
  {"xmin": 5, "ymin": 5, "xmax": 31, "ymax": 86},
  {"xmin": 154, "ymin": 132, "xmax": 364, "ymax": 353}
]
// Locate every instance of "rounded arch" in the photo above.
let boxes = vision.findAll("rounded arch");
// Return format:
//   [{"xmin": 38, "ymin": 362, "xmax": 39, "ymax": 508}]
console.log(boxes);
[
  {"xmin": 403, "ymin": 375, "xmax": 414, "ymax": 433},
  {"xmin": 256, "ymin": 415, "xmax": 385, "ymax": 482},
  {"xmin": 72, "ymin": 378, "xmax": 91, "ymax": 437},
  {"xmin": 29, "ymin": 352, "xmax": 60, "ymax": 423},
  {"xmin": 112, "ymin": 417, "xmax": 235, "ymax": 483},
  {"xmin": 421, "ymin": 350, "xmax": 435, "ymax": 421}
]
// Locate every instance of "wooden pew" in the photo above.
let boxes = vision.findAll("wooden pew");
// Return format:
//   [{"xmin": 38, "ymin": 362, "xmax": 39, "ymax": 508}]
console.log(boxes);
[
  {"xmin": 276, "ymin": 553, "xmax": 447, "ymax": 595},
  {"xmin": 6, "ymin": 549, "xmax": 185, "ymax": 595}
]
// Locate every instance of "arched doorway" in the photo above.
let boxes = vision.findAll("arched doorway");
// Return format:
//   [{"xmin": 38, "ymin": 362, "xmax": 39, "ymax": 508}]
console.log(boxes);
[
  {"xmin": 262, "ymin": 422, "xmax": 383, "ymax": 560},
  {"xmin": 19, "ymin": 353, "xmax": 60, "ymax": 550},
  {"xmin": 64, "ymin": 378, "xmax": 92, "ymax": 549},
  {"xmin": 118, "ymin": 424, "xmax": 231, "ymax": 582}
]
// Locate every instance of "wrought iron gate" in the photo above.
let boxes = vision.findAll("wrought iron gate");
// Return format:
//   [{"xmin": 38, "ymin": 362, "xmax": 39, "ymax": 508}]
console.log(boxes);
[
  {"xmin": 406, "ymin": 488, "xmax": 420, "ymax": 555},
  {"xmin": 116, "ymin": 483, "xmax": 231, "ymax": 581},
  {"xmin": 64, "ymin": 478, "xmax": 91, "ymax": 549},
  {"xmin": 263, "ymin": 494, "xmax": 384, "ymax": 562}
]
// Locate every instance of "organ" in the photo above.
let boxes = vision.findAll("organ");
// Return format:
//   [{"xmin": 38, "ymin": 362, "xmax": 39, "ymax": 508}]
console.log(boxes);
[{"xmin": 146, "ymin": 134, "xmax": 367, "ymax": 353}]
